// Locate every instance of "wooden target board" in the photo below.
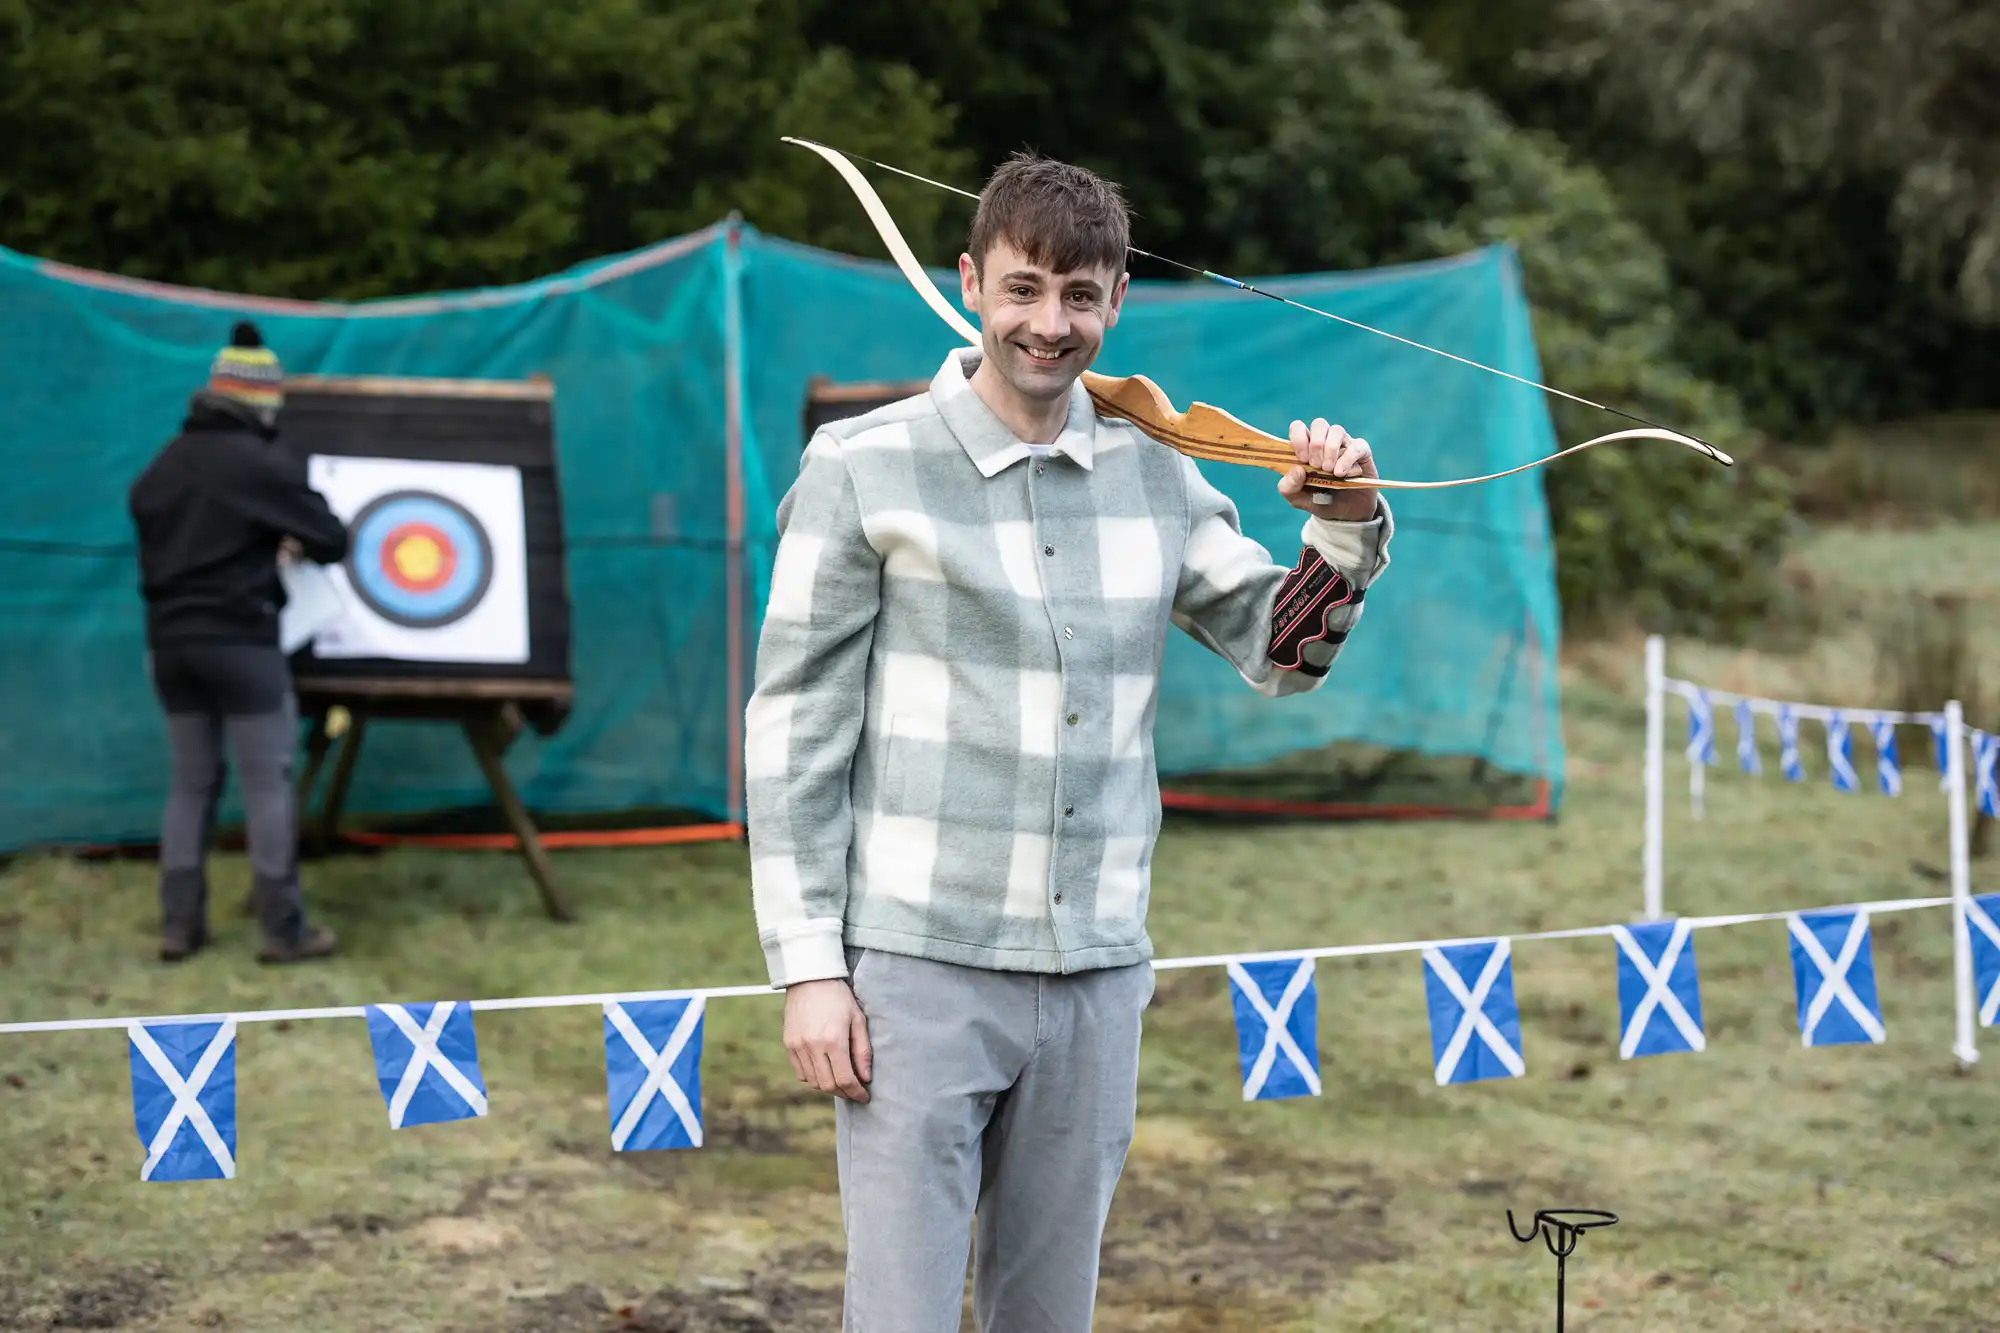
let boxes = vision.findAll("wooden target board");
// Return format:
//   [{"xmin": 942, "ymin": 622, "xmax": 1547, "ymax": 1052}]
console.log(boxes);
[
  {"xmin": 803, "ymin": 375, "xmax": 930, "ymax": 437},
  {"xmin": 279, "ymin": 375, "xmax": 571, "ymax": 685}
]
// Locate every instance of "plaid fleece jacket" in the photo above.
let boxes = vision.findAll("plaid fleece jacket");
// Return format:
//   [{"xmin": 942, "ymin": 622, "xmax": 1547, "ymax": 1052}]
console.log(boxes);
[{"xmin": 746, "ymin": 348, "xmax": 1393, "ymax": 986}]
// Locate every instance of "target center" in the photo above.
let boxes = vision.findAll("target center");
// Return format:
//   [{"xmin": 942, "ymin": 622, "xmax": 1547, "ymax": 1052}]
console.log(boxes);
[{"xmin": 379, "ymin": 522, "xmax": 457, "ymax": 593}]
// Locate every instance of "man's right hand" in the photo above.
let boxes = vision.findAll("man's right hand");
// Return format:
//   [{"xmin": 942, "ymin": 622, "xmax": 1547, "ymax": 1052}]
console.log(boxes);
[{"xmin": 783, "ymin": 977, "xmax": 872, "ymax": 1102}]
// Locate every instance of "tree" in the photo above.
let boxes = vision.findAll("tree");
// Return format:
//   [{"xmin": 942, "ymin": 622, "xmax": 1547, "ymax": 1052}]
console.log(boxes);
[
  {"xmin": 1539, "ymin": 0, "xmax": 2000, "ymax": 323},
  {"xmin": 0, "ymin": 0, "xmax": 970, "ymax": 298}
]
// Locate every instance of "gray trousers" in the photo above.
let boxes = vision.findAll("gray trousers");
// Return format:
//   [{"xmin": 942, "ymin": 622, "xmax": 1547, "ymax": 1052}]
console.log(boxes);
[
  {"xmin": 837, "ymin": 947, "xmax": 1156, "ymax": 1332},
  {"xmin": 149, "ymin": 643, "xmax": 308, "ymax": 945}
]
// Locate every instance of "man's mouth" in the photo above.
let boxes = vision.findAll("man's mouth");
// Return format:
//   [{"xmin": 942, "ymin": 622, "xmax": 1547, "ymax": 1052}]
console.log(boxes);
[{"xmin": 1018, "ymin": 345, "xmax": 1068, "ymax": 363}]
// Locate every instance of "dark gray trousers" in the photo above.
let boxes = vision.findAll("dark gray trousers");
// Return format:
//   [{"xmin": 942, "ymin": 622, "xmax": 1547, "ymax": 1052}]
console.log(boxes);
[
  {"xmin": 148, "ymin": 643, "xmax": 308, "ymax": 945},
  {"xmin": 836, "ymin": 947, "xmax": 1156, "ymax": 1332}
]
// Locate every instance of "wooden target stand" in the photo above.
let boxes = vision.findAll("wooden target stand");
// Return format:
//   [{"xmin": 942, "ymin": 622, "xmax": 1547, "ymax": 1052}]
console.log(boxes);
[
  {"xmin": 267, "ymin": 372, "xmax": 580, "ymax": 922},
  {"xmin": 287, "ymin": 676, "xmax": 575, "ymax": 921}
]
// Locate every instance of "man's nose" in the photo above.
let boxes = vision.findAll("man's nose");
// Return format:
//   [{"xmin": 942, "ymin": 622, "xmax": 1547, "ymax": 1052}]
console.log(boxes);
[{"xmin": 1028, "ymin": 294, "xmax": 1071, "ymax": 340}]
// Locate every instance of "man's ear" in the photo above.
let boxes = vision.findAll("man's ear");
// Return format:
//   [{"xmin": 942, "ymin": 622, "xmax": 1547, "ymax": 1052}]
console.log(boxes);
[
  {"xmin": 958, "ymin": 254, "xmax": 981, "ymax": 314},
  {"xmin": 1103, "ymin": 271, "xmax": 1131, "ymax": 329}
]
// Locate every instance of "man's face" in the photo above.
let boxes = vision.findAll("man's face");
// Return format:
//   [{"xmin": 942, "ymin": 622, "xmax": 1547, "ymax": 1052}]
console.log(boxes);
[{"xmin": 959, "ymin": 237, "xmax": 1128, "ymax": 404}]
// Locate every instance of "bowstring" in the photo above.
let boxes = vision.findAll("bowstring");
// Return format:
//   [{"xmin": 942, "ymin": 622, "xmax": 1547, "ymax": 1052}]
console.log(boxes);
[{"xmin": 796, "ymin": 138, "xmax": 1722, "ymax": 456}]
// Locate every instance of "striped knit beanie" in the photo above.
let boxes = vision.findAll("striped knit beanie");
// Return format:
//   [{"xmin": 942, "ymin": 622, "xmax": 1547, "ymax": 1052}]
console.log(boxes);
[{"xmin": 208, "ymin": 321, "xmax": 284, "ymax": 414}]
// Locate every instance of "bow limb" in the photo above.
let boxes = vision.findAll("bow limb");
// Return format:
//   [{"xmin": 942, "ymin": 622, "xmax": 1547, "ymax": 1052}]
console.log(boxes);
[
  {"xmin": 783, "ymin": 136, "xmax": 981, "ymax": 347},
  {"xmin": 1082, "ymin": 373, "xmax": 1734, "ymax": 489},
  {"xmin": 1361, "ymin": 427, "xmax": 1734, "ymax": 489}
]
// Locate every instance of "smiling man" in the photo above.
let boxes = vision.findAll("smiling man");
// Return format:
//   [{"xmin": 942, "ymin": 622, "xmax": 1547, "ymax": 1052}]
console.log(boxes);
[{"xmin": 746, "ymin": 151, "xmax": 1394, "ymax": 1330}]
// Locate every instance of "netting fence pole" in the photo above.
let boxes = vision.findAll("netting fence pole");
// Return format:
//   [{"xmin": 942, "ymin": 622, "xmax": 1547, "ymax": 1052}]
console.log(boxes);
[
  {"xmin": 723, "ymin": 218, "xmax": 748, "ymax": 829},
  {"xmin": 1946, "ymin": 698, "xmax": 1979, "ymax": 1066},
  {"xmin": 1643, "ymin": 634, "xmax": 1667, "ymax": 922}
]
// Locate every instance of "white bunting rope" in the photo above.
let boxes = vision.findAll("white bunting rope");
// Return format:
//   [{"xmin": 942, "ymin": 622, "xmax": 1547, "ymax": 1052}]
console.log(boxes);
[
  {"xmin": 1150, "ymin": 894, "xmax": 1953, "ymax": 971},
  {"xmin": 0, "ymin": 896, "xmax": 1957, "ymax": 1037},
  {"xmin": 0, "ymin": 984, "xmax": 773, "ymax": 1037},
  {"xmin": 1663, "ymin": 678, "xmax": 1945, "ymax": 727}
]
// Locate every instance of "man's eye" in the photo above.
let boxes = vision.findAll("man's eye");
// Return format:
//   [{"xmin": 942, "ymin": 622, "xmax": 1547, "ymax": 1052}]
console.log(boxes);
[{"xmin": 1010, "ymin": 287, "xmax": 1034, "ymax": 299}]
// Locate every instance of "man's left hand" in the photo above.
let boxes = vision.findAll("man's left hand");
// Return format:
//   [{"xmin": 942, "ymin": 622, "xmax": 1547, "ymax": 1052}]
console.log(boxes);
[{"xmin": 1277, "ymin": 418, "xmax": 1378, "ymax": 521}]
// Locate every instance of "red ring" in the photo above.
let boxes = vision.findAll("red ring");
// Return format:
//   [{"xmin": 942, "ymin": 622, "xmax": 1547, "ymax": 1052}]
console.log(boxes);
[{"xmin": 376, "ymin": 522, "xmax": 457, "ymax": 593}]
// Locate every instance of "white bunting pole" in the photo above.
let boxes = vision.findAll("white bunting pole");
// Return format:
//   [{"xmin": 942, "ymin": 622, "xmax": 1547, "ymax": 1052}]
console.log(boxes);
[
  {"xmin": 1643, "ymin": 634, "xmax": 1667, "ymax": 922},
  {"xmin": 1946, "ymin": 699, "xmax": 1978, "ymax": 1067}
]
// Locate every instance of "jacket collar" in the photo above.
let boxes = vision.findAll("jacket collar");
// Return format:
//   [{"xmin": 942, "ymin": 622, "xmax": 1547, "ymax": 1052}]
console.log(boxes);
[
  {"xmin": 929, "ymin": 347, "xmax": 1097, "ymax": 476},
  {"xmin": 182, "ymin": 390, "xmax": 277, "ymax": 441}
]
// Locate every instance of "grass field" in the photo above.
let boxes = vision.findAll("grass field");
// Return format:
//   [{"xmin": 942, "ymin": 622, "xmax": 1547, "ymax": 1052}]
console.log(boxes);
[{"xmin": 2, "ymin": 525, "xmax": 1998, "ymax": 1332}]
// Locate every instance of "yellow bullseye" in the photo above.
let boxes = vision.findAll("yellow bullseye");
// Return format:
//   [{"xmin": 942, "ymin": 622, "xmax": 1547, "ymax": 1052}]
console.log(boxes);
[{"xmin": 392, "ymin": 534, "xmax": 444, "ymax": 583}]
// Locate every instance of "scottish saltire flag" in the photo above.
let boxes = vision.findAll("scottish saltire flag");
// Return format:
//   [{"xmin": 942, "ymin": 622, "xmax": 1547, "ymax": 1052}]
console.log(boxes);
[
  {"xmin": 1686, "ymin": 689, "xmax": 1717, "ymax": 766},
  {"xmin": 1931, "ymin": 716, "xmax": 1951, "ymax": 791},
  {"xmin": 1612, "ymin": 921, "xmax": 1706, "ymax": 1058},
  {"xmin": 1788, "ymin": 911, "xmax": 1885, "ymax": 1047},
  {"xmin": 1975, "ymin": 731, "xmax": 2000, "ymax": 818},
  {"xmin": 1227, "ymin": 958, "xmax": 1321, "ymax": 1100},
  {"xmin": 1826, "ymin": 711, "xmax": 1859, "ymax": 793},
  {"xmin": 1423, "ymin": 941, "xmax": 1523, "ymax": 1085},
  {"xmin": 365, "ymin": 1002, "xmax": 488, "ymax": 1129},
  {"xmin": 1735, "ymin": 699, "xmax": 1760, "ymax": 775},
  {"xmin": 129, "ymin": 1019, "xmax": 236, "ymax": 1182},
  {"xmin": 605, "ymin": 998, "xmax": 705, "ymax": 1151},
  {"xmin": 1778, "ymin": 706, "xmax": 1804, "ymax": 781},
  {"xmin": 1967, "ymin": 894, "xmax": 2000, "ymax": 1029},
  {"xmin": 1870, "ymin": 716, "xmax": 1902, "ymax": 797}
]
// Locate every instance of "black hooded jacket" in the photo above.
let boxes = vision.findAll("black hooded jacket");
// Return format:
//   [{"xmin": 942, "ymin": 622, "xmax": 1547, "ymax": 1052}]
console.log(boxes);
[{"xmin": 128, "ymin": 393, "xmax": 350, "ymax": 648}]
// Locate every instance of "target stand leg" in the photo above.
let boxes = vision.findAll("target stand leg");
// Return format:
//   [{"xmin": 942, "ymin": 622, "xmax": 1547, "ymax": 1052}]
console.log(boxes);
[
  {"xmin": 294, "ymin": 708, "xmax": 335, "ymax": 852},
  {"xmin": 463, "ymin": 706, "xmax": 575, "ymax": 923},
  {"xmin": 315, "ymin": 712, "xmax": 369, "ymax": 850}
]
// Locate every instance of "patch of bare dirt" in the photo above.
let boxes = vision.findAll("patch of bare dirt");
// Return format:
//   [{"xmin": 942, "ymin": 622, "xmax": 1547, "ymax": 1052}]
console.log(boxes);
[
  {"xmin": 259, "ymin": 1209, "xmax": 398, "ymax": 1261},
  {"xmin": 498, "ymin": 1248, "xmax": 843, "ymax": 1333},
  {"xmin": 256, "ymin": 1171, "xmax": 577, "ymax": 1268},
  {"xmin": 0, "ymin": 1266, "xmax": 165, "ymax": 1330},
  {"xmin": 411, "ymin": 1216, "xmax": 520, "ymax": 1258},
  {"xmin": 1097, "ymin": 1148, "xmax": 1405, "ymax": 1312}
]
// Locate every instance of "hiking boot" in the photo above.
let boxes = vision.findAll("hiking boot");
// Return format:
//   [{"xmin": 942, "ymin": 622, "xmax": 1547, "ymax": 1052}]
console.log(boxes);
[
  {"xmin": 257, "ymin": 924, "xmax": 339, "ymax": 965},
  {"xmin": 159, "ymin": 924, "xmax": 208, "ymax": 963}
]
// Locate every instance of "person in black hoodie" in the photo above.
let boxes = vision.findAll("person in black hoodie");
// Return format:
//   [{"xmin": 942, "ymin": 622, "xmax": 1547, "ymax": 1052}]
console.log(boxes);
[{"xmin": 128, "ymin": 322, "xmax": 350, "ymax": 964}]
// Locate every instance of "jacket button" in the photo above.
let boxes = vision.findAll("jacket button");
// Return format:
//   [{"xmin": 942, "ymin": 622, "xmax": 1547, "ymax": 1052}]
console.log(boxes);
[
  {"xmin": 1044, "ymin": 544, "xmax": 1055, "ymax": 556},
  {"xmin": 1054, "ymin": 891, "xmax": 1064, "ymax": 904},
  {"xmin": 1063, "ymin": 626, "xmax": 1074, "ymax": 640},
  {"xmin": 1065, "ymin": 712, "xmax": 1079, "ymax": 726},
  {"xmin": 1064, "ymin": 805, "xmax": 1075, "ymax": 817}
]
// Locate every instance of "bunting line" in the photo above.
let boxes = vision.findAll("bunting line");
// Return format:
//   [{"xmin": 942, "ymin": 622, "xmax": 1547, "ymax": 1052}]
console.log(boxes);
[
  {"xmin": 0, "ymin": 899, "xmax": 1959, "ymax": 1037},
  {"xmin": 1646, "ymin": 634, "xmax": 1982, "ymax": 1067},
  {"xmin": 1664, "ymin": 681, "xmax": 1945, "ymax": 727}
]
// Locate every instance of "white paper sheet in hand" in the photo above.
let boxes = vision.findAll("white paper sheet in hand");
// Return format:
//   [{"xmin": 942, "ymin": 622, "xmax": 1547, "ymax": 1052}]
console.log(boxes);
[{"xmin": 278, "ymin": 560, "xmax": 347, "ymax": 653}]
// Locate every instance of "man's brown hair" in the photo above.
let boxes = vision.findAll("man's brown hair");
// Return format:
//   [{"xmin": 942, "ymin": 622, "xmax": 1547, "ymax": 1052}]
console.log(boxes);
[{"xmin": 966, "ymin": 151, "xmax": 1131, "ymax": 278}]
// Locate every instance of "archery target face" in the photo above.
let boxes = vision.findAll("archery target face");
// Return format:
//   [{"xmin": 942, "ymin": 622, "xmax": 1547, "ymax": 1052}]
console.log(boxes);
[{"xmin": 305, "ymin": 455, "xmax": 530, "ymax": 664}]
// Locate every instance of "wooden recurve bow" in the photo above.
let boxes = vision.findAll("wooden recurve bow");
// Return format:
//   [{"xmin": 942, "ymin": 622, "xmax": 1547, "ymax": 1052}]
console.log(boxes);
[{"xmin": 784, "ymin": 136, "xmax": 1733, "ymax": 492}]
